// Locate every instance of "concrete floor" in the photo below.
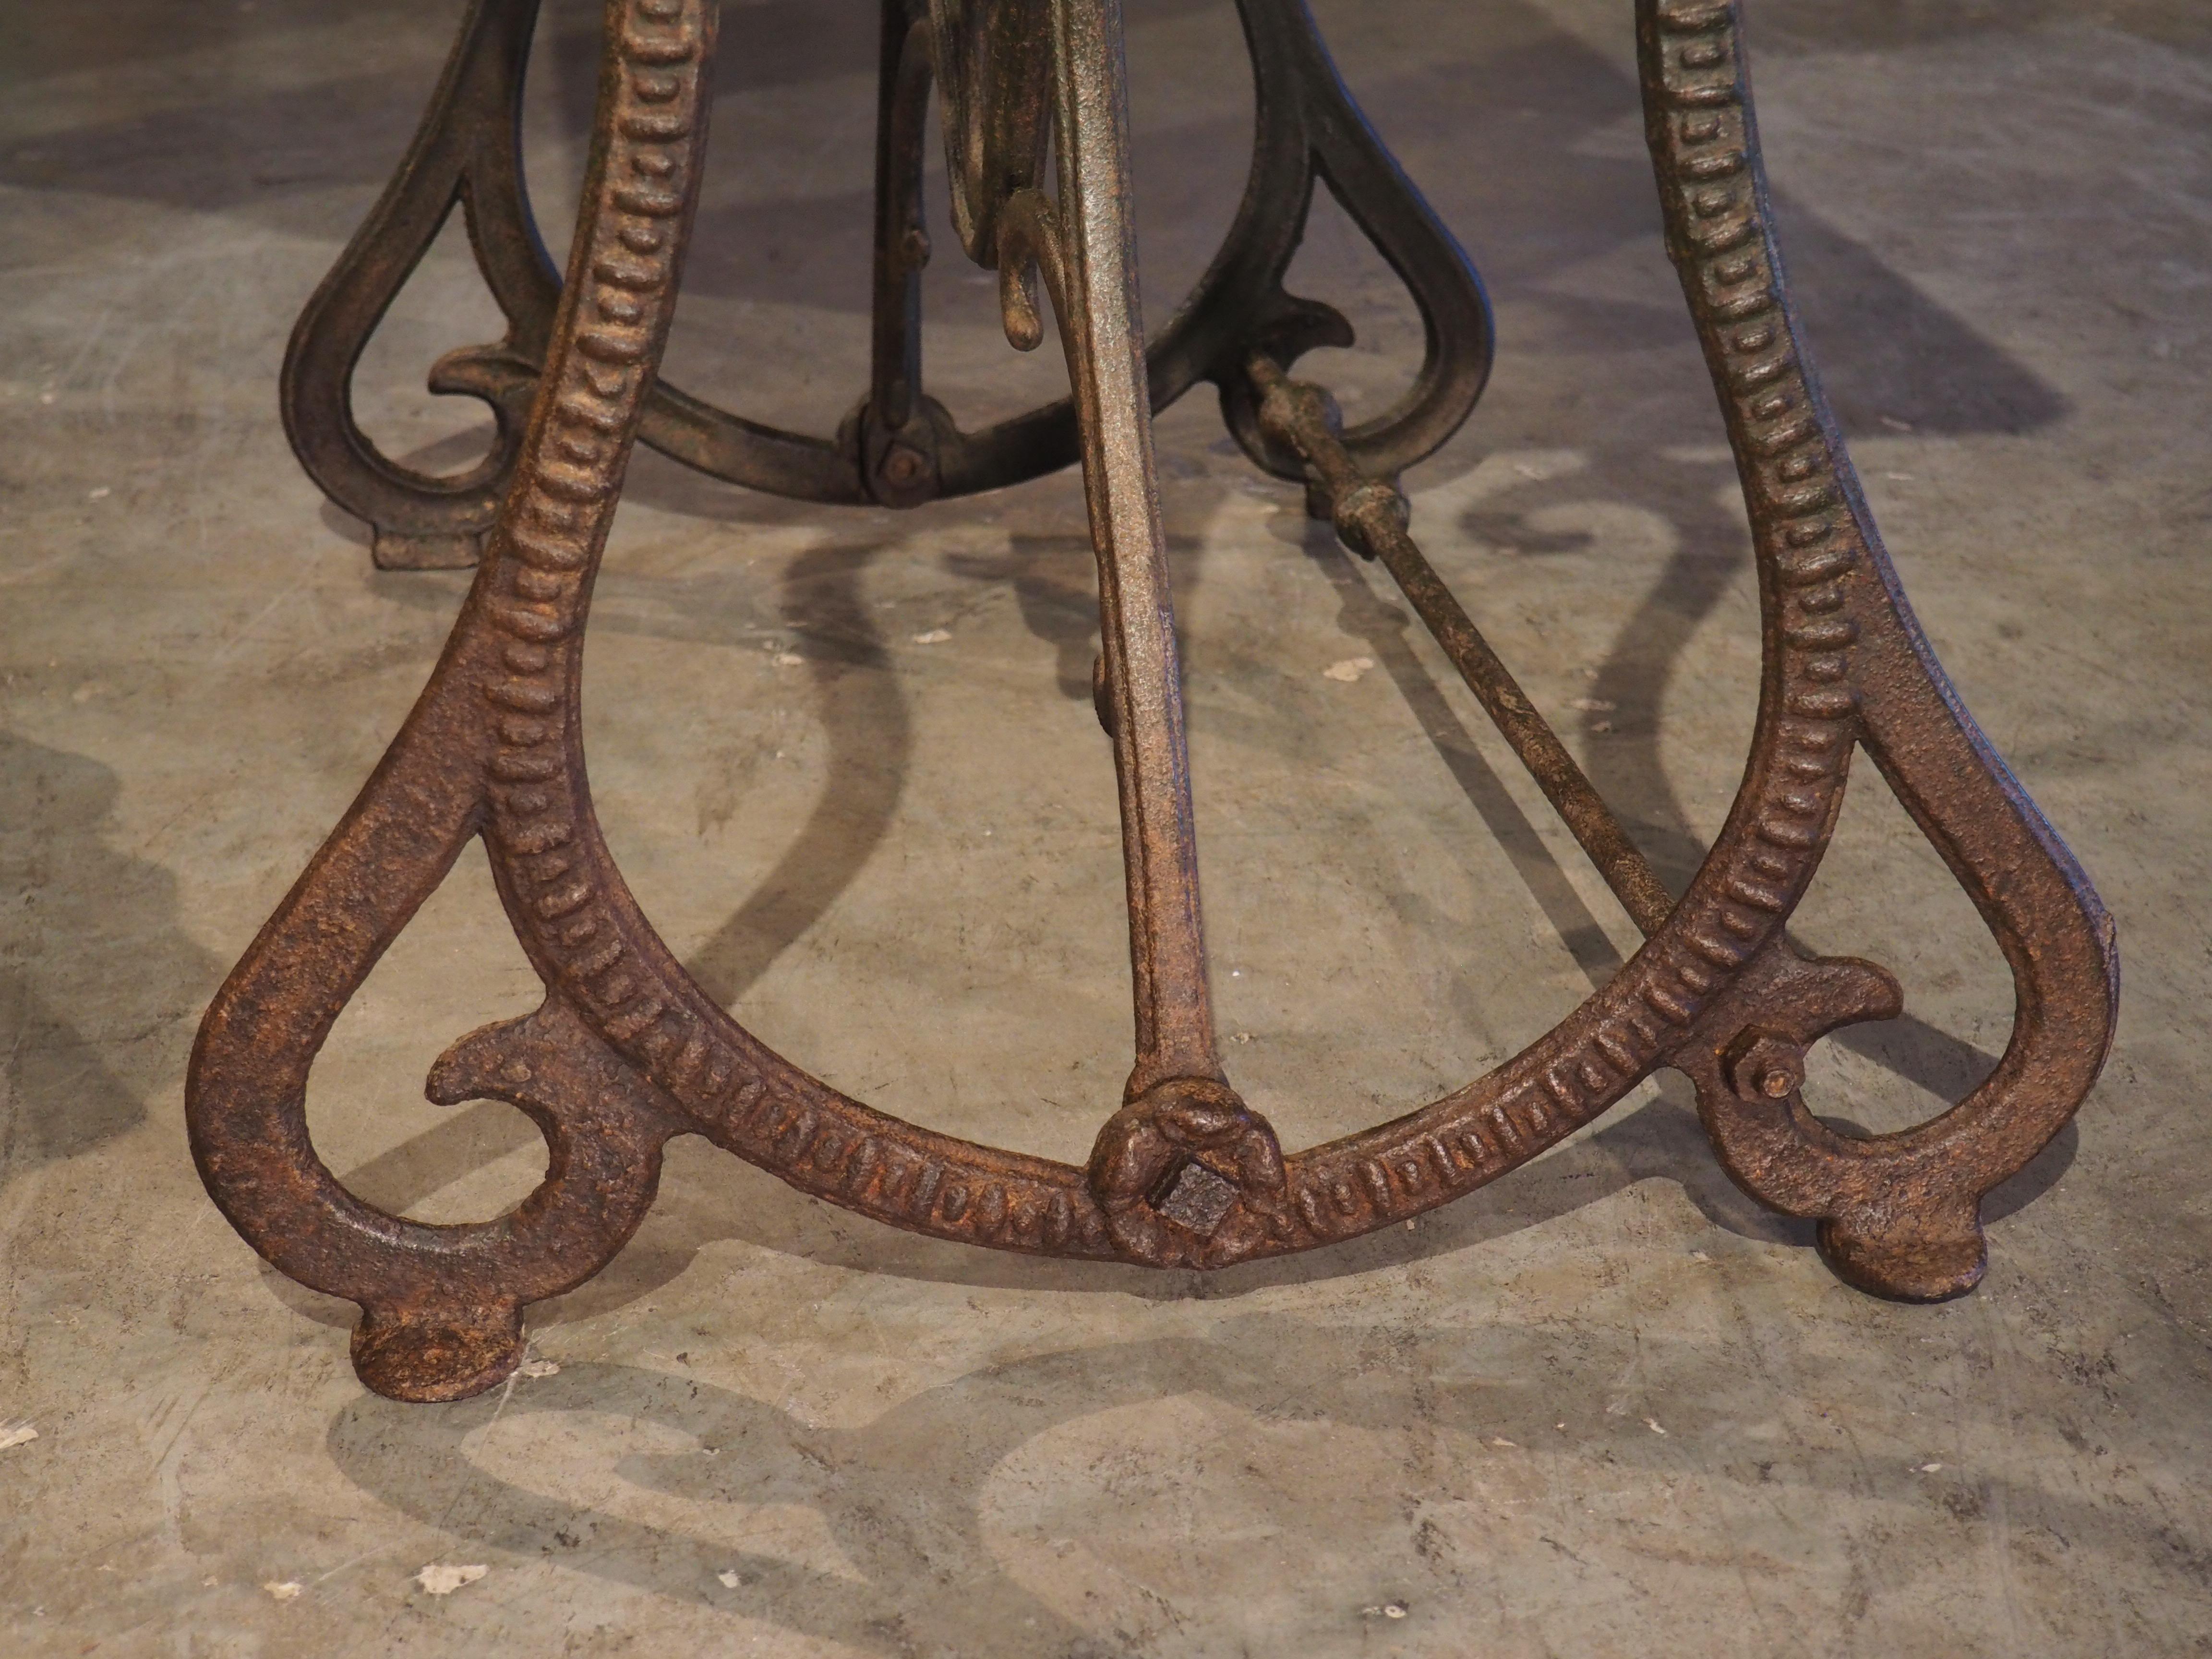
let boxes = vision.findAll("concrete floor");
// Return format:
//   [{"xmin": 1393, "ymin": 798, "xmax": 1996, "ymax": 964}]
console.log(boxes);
[{"xmin": 3, "ymin": 0, "xmax": 2209, "ymax": 1653}]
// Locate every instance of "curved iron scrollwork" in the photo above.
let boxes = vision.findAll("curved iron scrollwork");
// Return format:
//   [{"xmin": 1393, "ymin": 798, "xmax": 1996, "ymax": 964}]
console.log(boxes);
[
  {"xmin": 196, "ymin": 0, "xmax": 2116, "ymax": 1404},
  {"xmin": 277, "ymin": 0, "xmax": 1492, "ymax": 554},
  {"xmin": 278, "ymin": 0, "xmax": 557, "ymax": 569}
]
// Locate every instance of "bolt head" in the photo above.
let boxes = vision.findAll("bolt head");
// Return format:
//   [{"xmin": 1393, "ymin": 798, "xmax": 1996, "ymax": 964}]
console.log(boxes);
[
  {"xmin": 1723, "ymin": 1028, "xmax": 1805, "ymax": 1104},
  {"xmin": 880, "ymin": 444, "xmax": 926, "ymax": 486},
  {"xmin": 1151, "ymin": 1160, "xmax": 1240, "ymax": 1238}
]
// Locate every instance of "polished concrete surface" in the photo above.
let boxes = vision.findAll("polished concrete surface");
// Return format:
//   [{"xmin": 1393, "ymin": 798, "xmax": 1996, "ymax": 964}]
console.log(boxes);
[{"xmin": 3, "ymin": 1, "xmax": 2209, "ymax": 1653}]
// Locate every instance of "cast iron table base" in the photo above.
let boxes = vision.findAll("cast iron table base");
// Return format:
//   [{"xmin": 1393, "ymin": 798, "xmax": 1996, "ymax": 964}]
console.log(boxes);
[{"xmin": 189, "ymin": 0, "xmax": 2117, "ymax": 1402}]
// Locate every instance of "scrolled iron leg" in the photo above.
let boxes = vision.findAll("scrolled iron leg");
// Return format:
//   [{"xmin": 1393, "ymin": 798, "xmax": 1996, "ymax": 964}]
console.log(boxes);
[
  {"xmin": 192, "ymin": 0, "xmax": 721, "ymax": 1399},
  {"xmin": 1246, "ymin": 0, "xmax": 2116, "ymax": 1301},
  {"xmin": 1635, "ymin": 0, "xmax": 2116, "ymax": 1298},
  {"xmin": 1210, "ymin": 0, "xmax": 1493, "ymax": 483},
  {"xmin": 280, "ymin": 0, "xmax": 558, "ymax": 568}
]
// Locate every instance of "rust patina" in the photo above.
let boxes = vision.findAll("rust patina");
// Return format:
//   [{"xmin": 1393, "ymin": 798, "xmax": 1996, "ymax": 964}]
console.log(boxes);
[{"xmin": 190, "ymin": 0, "xmax": 2118, "ymax": 1402}]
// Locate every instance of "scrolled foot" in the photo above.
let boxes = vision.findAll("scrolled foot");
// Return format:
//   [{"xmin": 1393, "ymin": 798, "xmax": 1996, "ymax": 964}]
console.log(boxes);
[
  {"xmin": 351, "ymin": 1303, "xmax": 526, "ymax": 1403},
  {"xmin": 371, "ymin": 530, "xmax": 482, "ymax": 570},
  {"xmin": 1817, "ymin": 1208, "xmax": 1987, "ymax": 1304}
]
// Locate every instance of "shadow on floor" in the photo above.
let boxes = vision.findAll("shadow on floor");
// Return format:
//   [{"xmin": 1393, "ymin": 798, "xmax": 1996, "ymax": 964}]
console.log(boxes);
[
  {"xmin": 0, "ymin": 733, "xmax": 222, "ymax": 1195},
  {"xmin": 323, "ymin": 1281, "xmax": 2133, "ymax": 1653}
]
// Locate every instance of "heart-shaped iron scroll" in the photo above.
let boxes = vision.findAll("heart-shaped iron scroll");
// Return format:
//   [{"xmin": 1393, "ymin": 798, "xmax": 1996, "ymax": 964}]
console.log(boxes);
[
  {"xmin": 278, "ymin": 0, "xmax": 1493, "ymax": 549},
  {"xmin": 195, "ymin": 0, "xmax": 2115, "ymax": 1402}
]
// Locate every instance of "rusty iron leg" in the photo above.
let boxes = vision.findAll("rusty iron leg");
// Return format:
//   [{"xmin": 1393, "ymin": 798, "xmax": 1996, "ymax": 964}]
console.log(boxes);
[
  {"xmin": 990, "ymin": 0, "xmax": 1297, "ymax": 1265},
  {"xmin": 1251, "ymin": 0, "xmax": 2117, "ymax": 1301},
  {"xmin": 1630, "ymin": 0, "xmax": 2116, "ymax": 1296},
  {"xmin": 195, "ymin": 0, "xmax": 2118, "ymax": 1405},
  {"xmin": 196, "ymin": 0, "xmax": 728, "ymax": 1400}
]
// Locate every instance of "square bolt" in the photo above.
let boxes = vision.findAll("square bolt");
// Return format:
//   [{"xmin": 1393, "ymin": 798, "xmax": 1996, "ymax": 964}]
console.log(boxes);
[{"xmin": 1150, "ymin": 1159, "xmax": 1239, "ymax": 1237}]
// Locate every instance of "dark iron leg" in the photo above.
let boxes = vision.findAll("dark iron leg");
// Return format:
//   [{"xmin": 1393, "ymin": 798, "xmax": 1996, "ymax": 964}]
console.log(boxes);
[
  {"xmin": 280, "ymin": 0, "xmax": 555, "ymax": 568},
  {"xmin": 276, "ymin": 0, "xmax": 1495, "ymax": 536}
]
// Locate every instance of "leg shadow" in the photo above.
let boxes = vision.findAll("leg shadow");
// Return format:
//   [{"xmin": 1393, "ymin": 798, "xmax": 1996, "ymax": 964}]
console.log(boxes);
[
  {"xmin": 324, "ymin": 1303, "xmax": 2185, "ymax": 1652},
  {"xmin": 0, "ymin": 733, "xmax": 221, "ymax": 1193}
]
